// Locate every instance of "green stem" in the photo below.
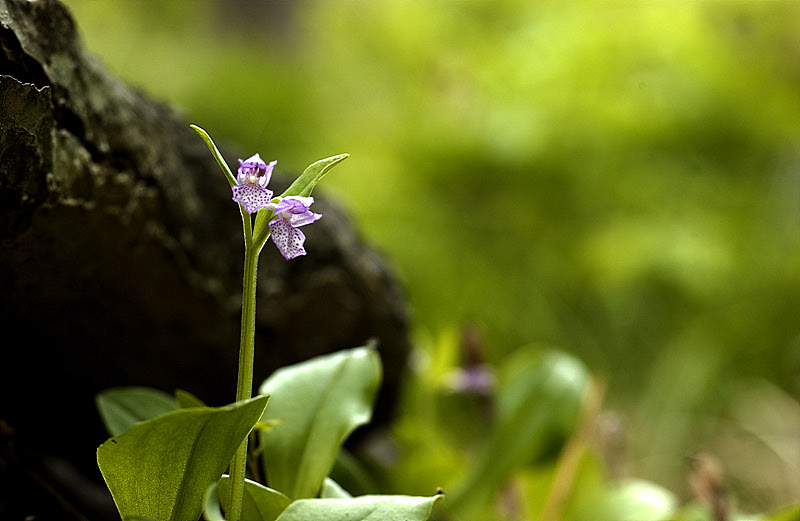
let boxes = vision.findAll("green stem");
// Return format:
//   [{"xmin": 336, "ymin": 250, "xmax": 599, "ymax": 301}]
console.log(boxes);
[{"xmin": 226, "ymin": 241, "xmax": 260, "ymax": 521}]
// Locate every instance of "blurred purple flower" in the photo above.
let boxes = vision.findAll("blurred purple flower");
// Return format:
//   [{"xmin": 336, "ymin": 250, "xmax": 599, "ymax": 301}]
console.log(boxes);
[
  {"xmin": 231, "ymin": 154, "xmax": 276, "ymax": 214},
  {"xmin": 268, "ymin": 196, "xmax": 321, "ymax": 259},
  {"xmin": 446, "ymin": 365, "xmax": 496, "ymax": 396}
]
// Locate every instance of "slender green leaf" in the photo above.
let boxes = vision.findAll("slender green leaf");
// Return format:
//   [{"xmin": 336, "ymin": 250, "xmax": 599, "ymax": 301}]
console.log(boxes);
[
  {"xmin": 174, "ymin": 389, "xmax": 206, "ymax": 408},
  {"xmin": 258, "ymin": 347, "xmax": 381, "ymax": 499},
  {"xmin": 97, "ymin": 395, "xmax": 269, "ymax": 521},
  {"xmin": 280, "ymin": 154, "xmax": 348, "ymax": 198},
  {"xmin": 217, "ymin": 475, "xmax": 292, "ymax": 521},
  {"xmin": 96, "ymin": 387, "xmax": 179, "ymax": 436},
  {"xmin": 274, "ymin": 494, "xmax": 443, "ymax": 521},
  {"xmin": 254, "ymin": 153, "xmax": 348, "ymax": 249},
  {"xmin": 190, "ymin": 124, "xmax": 237, "ymax": 187},
  {"xmin": 321, "ymin": 478, "xmax": 352, "ymax": 499}
]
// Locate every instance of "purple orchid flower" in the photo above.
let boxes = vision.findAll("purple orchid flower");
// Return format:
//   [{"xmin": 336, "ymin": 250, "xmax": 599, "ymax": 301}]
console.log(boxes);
[
  {"xmin": 231, "ymin": 154, "xmax": 277, "ymax": 214},
  {"xmin": 267, "ymin": 196, "xmax": 322, "ymax": 259}
]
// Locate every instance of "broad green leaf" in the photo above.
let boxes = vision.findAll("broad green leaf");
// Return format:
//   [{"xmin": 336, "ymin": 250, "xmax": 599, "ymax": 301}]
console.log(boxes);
[
  {"xmin": 97, "ymin": 395, "xmax": 269, "ymax": 521},
  {"xmin": 448, "ymin": 348, "xmax": 589, "ymax": 517},
  {"xmin": 258, "ymin": 347, "xmax": 381, "ymax": 499},
  {"xmin": 280, "ymin": 154, "xmax": 348, "ymax": 198},
  {"xmin": 190, "ymin": 124, "xmax": 237, "ymax": 187},
  {"xmin": 96, "ymin": 387, "xmax": 179, "ymax": 436},
  {"xmin": 174, "ymin": 389, "xmax": 206, "ymax": 408},
  {"xmin": 274, "ymin": 494, "xmax": 443, "ymax": 521},
  {"xmin": 218, "ymin": 475, "xmax": 292, "ymax": 521},
  {"xmin": 321, "ymin": 478, "xmax": 352, "ymax": 499}
]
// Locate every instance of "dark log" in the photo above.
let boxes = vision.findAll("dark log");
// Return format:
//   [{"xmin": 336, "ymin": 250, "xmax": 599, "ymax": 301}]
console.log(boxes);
[{"xmin": 0, "ymin": 0, "xmax": 409, "ymax": 518}]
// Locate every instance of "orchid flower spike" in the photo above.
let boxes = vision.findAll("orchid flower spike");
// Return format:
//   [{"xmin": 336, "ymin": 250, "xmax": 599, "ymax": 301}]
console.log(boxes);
[
  {"xmin": 231, "ymin": 154, "xmax": 276, "ymax": 214},
  {"xmin": 267, "ymin": 196, "xmax": 322, "ymax": 259}
]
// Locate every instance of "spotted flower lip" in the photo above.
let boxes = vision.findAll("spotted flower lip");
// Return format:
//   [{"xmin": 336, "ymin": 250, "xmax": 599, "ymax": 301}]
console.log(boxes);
[
  {"xmin": 267, "ymin": 196, "xmax": 322, "ymax": 259},
  {"xmin": 231, "ymin": 154, "xmax": 276, "ymax": 214}
]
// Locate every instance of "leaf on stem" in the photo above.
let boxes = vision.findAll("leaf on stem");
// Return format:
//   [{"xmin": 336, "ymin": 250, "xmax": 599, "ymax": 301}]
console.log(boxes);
[
  {"xmin": 258, "ymin": 347, "xmax": 381, "ymax": 499},
  {"xmin": 190, "ymin": 124, "xmax": 237, "ymax": 187},
  {"xmin": 217, "ymin": 475, "xmax": 292, "ymax": 521},
  {"xmin": 97, "ymin": 395, "xmax": 269, "ymax": 521},
  {"xmin": 280, "ymin": 154, "xmax": 349, "ymax": 198}
]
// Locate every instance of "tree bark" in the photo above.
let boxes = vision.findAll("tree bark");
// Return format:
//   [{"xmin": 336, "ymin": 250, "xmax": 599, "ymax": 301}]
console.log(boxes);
[{"xmin": 0, "ymin": 0, "xmax": 409, "ymax": 518}]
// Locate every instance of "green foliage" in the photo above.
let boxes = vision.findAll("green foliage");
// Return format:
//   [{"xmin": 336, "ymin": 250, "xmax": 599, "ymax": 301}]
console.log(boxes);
[
  {"xmin": 174, "ymin": 389, "xmax": 206, "ymax": 408},
  {"xmin": 280, "ymin": 154, "xmax": 350, "ymax": 199},
  {"xmin": 97, "ymin": 395, "xmax": 269, "ymax": 521},
  {"xmin": 320, "ymin": 478, "xmax": 353, "ymax": 500},
  {"xmin": 258, "ymin": 347, "xmax": 381, "ymax": 499},
  {"xmin": 254, "ymin": 152, "xmax": 348, "ymax": 245},
  {"xmin": 94, "ymin": 348, "xmax": 446, "ymax": 521},
  {"xmin": 193, "ymin": 123, "xmax": 347, "ymax": 251},
  {"xmin": 217, "ymin": 476, "xmax": 292, "ymax": 521},
  {"xmin": 96, "ymin": 387, "xmax": 179, "ymax": 436},
  {"xmin": 583, "ymin": 479, "xmax": 677, "ymax": 521},
  {"xmin": 328, "ymin": 449, "xmax": 379, "ymax": 497},
  {"xmin": 70, "ymin": 2, "xmax": 800, "ymax": 518},
  {"xmin": 63, "ymin": 0, "xmax": 800, "ymax": 415},
  {"xmin": 760, "ymin": 504, "xmax": 800, "ymax": 521},
  {"xmin": 271, "ymin": 494, "xmax": 443, "ymax": 521},
  {"xmin": 448, "ymin": 348, "xmax": 589, "ymax": 518}
]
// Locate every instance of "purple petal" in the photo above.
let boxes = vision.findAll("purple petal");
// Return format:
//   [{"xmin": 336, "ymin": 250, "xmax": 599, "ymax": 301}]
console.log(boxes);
[
  {"xmin": 269, "ymin": 218, "xmax": 307, "ymax": 259},
  {"xmin": 262, "ymin": 160, "xmax": 277, "ymax": 184},
  {"xmin": 446, "ymin": 365, "xmax": 496, "ymax": 395},
  {"xmin": 290, "ymin": 210, "xmax": 321, "ymax": 227},
  {"xmin": 232, "ymin": 184, "xmax": 274, "ymax": 214},
  {"xmin": 274, "ymin": 196, "xmax": 321, "ymax": 227},
  {"xmin": 285, "ymin": 196, "xmax": 315, "ymax": 208},
  {"xmin": 273, "ymin": 196, "xmax": 308, "ymax": 214},
  {"xmin": 237, "ymin": 155, "xmax": 276, "ymax": 186}
]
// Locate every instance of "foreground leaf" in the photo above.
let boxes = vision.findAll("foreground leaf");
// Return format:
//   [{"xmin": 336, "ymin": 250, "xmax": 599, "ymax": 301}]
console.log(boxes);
[
  {"xmin": 217, "ymin": 475, "xmax": 291, "ymax": 521},
  {"xmin": 96, "ymin": 387, "xmax": 179, "ymax": 436},
  {"xmin": 259, "ymin": 347, "xmax": 381, "ymax": 499},
  {"xmin": 97, "ymin": 395, "xmax": 269, "ymax": 521},
  {"xmin": 274, "ymin": 494, "xmax": 443, "ymax": 521}
]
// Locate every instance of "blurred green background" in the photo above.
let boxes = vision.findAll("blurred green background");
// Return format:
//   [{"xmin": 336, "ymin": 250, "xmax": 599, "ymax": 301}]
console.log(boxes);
[{"xmin": 62, "ymin": 0, "xmax": 800, "ymax": 513}]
